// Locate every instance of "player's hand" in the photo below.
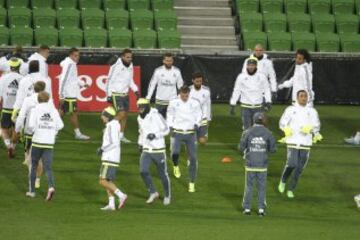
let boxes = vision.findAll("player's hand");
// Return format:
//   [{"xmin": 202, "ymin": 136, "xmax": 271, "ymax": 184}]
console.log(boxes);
[
  {"xmin": 313, "ymin": 133, "xmax": 323, "ymax": 144},
  {"xmin": 230, "ymin": 105, "xmax": 236, "ymax": 116},
  {"xmin": 147, "ymin": 133, "xmax": 156, "ymax": 141},
  {"xmin": 271, "ymin": 92, "xmax": 277, "ymax": 102},
  {"xmin": 134, "ymin": 91, "xmax": 140, "ymax": 100},
  {"xmin": 106, "ymin": 96, "xmax": 112, "ymax": 104},
  {"xmin": 263, "ymin": 102, "xmax": 272, "ymax": 112},
  {"xmin": 96, "ymin": 147, "xmax": 103, "ymax": 156},
  {"xmin": 278, "ymin": 137, "xmax": 286, "ymax": 144},
  {"xmin": 301, "ymin": 125, "xmax": 313, "ymax": 134},
  {"xmin": 283, "ymin": 126, "xmax": 293, "ymax": 137},
  {"xmin": 12, "ymin": 132, "xmax": 20, "ymax": 143}
]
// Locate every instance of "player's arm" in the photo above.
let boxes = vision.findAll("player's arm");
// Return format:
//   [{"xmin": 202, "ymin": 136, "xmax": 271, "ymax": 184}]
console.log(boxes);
[
  {"xmin": 27, "ymin": 108, "xmax": 37, "ymax": 134},
  {"xmin": 262, "ymin": 75, "xmax": 272, "ymax": 104},
  {"xmin": 176, "ymin": 70, "xmax": 184, "ymax": 90},
  {"xmin": 268, "ymin": 60, "xmax": 277, "ymax": 92},
  {"xmin": 267, "ymin": 132, "xmax": 277, "ymax": 153},
  {"xmin": 279, "ymin": 107, "xmax": 292, "ymax": 131},
  {"xmin": 278, "ymin": 72, "xmax": 295, "ymax": 90},
  {"xmin": 59, "ymin": 63, "xmax": 72, "ymax": 99},
  {"xmin": 101, "ymin": 125, "xmax": 118, "ymax": 152},
  {"xmin": 238, "ymin": 130, "xmax": 249, "ymax": 152},
  {"xmin": 54, "ymin": 109, "xmax": 64, "ymax": 132},
  {"xmin": 146, "ymin": 70, "xmax": 159, "ymax": 100},
  {"xmin": 241, "ymin": 59, "xmax": 247, "ymax": 73},
  {"xmin": 15, "ymin": 100, "xmax": 28, "ymax": 133},
  {"xmin": 156, "ymin": 114, "xmax": 170, "ymax": 138},
  {"xmin": 230, "ymin": 74, "xmax": 242, "ymax": 106},
  {"xmin": 106, "ymin": 64, "xmax": 116, "ymax": 97},
  {"xmin": 129, "ymin": 66, "xmax": 139, "ymax": 97},
  {"xmin": 166, "ymin": 101, "xmax": 175, "ymax": 128}
]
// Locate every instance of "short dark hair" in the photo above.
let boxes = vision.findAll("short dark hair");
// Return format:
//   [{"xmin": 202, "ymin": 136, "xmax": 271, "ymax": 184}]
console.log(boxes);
[
  {"xmin": 192, "ymin": 72, "xmax": 203, "ymax": 80},
  {"xmin": 297, "ymin": 90, "xmax": 308, "ymax": 97},
  {"xmin": 34, "ymin": 81, "xmax": 46, "ymax": 93},
  {"xmin": 296, "ymin": 49, "xmax": 311, "ymax": 63},
  {"xmin": 121, "ymin": 48, "xmax": 132, "ymax": 56},
  {"xmin": 163, "ymin": 52, "xmax": 173, "ymax": 59},
  {"xmin": 29, "ymin": 60, "xmax": 39, "ymax": 73},
  {"xmin": 39, "ymin": 45, "xmax": 50, "ymax": 51},
  {"xmin": 179, "ymin": 85, "xmax": 190, "ymax": 94},
  {"xmin": 38, "ymin": 91, "xmax": 50, "ymax": 103},
  {"xmin": 69, "ymin": 47, "xmax": 79, "ymax": 55}
]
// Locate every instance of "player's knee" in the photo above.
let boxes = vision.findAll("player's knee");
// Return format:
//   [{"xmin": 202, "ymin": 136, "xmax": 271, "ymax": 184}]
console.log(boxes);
[{"xmin": 99, "ymin": 178, "xmax": 107, "ymax": 186}]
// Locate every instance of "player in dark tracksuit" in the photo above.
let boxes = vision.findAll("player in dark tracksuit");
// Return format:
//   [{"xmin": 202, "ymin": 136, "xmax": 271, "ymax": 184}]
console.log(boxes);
[{"xmin": 239, "ymin": 112, "xmax": 276, "ymax": 216}]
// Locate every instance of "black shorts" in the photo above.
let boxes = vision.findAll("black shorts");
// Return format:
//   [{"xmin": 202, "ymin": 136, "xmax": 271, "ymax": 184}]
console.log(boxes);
[
  {"xmin": 60, "ymin": 98, "xmax": 78, "ymax": 114},
  {"xmin": 112, "ymin": 94, "xmax": 129, "ymax": 112},
  {"xmin": 1, "ymin": 110, "xmax": 14, "ymax": 129}
]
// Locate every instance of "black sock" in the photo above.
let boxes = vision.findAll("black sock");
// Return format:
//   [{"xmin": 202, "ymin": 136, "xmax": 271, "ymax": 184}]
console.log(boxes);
[{"xmin": 172, "ymin": 154, "xmax": 179, "ymax": 166}]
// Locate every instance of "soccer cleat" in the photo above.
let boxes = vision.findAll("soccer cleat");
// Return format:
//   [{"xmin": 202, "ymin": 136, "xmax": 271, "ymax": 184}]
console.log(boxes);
[
  {"xmin": 354, "ymin": 195, "xmax": 360, "ymax": 209},
  {"xmin": 173, "ymin": 166, "xmax": 181, "ymax": 178},
  {"xmin": 278, "ymin": 181, "xmax": 286, "ymax": 194},
  {"xmin": 258, "ymin": 209, "xmax": 266, "ymax": 217},
  {"xmin": 163, "ymin": 197, "xmax": 171, "ymax": 206},
  {"xmin": 120, "ymin": 137, "xmax": 132, "ymax": 143},
  {"xmin": 118, "ymin": 194, "xmax": 128, "ymax": 209},
  {"xmin": 101, "ymin": 205, "xmax": 116, "ymax": 211},
  {"xmin": 188, "ymin": 183, "xmax": 195, "ymax": 193},
  {"xmin": 146, "ymin": 192, "xmax": 159, "ymax": 204},
  {"xmin": 243, "ymin": 209, "xmax": 251, "ymax": 215},
  {"xmin": 26, "ymin": 192, "xmax": 36, "ymax": 198},
  {"xmin": 35, "ymin": 178, "xmax": 41, "ymax": 189},
  {"xmin": 46, "ymin": 187, "xmax": 55, "ymax": 201},
  {"xmin": 344, "ymin": 137, "xmax": 360, "ymax": 145},
  {"xmin": 75, "ymin": 133, "xmax": 90, "ymax": 140},
  {"xmin": 287, "ymin": 190, "xmax": 295, "ymax": 198}
]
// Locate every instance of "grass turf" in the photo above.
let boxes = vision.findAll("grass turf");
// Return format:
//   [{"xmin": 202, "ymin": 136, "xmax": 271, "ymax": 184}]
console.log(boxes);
[{"xmin": 0, "ymin": 104, "xmax": 359, "ymax": 240}]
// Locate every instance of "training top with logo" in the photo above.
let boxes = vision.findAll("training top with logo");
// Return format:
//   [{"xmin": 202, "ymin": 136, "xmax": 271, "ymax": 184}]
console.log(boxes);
[
  {"xmin": 15, "ymin": 93, "xmax": 39, "ymax": 135},
  {"xmin": 0, "ymin": 72, "xmax": 23, "ymax": 109},
  {"xmin": 189, "ymin": 85, "xmax": 211, "ymax": 121},
  {"xmin": 167, "ymin": 97, "xmax": 202, "ymax": 131},
  {"xmin": 101, "ymin": 119, "xmax": 122, "ymax": 164},
  {"xmin": 59, "ymin": 57, "xmax": 85, "ymax": 99}
]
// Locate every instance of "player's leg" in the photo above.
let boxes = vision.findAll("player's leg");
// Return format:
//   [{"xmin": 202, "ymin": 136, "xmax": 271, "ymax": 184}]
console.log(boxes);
[
  {"xmin": 287, "ymin": 149, "xmax": 310, "ymax": 197},
  {"xmin": 185, "ymin": 133, "xmax": 198, "ymax": 192},
  {"xmin": 154, "ymin": 152, "xmax": 171, "ymax": 205},
  {"xmin": 42, "ymin": 149, "xmax": 56, "ymax": 201},
  {"xmin": 241, "ymin": 108, "xmax": 252, "ymax": 130},
  {"xmin": 278, "ymin": 148, "xmax": 298, "ymax": 193},
  {"xmin": 65, "ymin": 99, "xmax": 90, "ymax": 140},
  {"xmin": 257, "ymin": 172, "xmax": 267, "ymax": 216},
  {"xmin": 171, "ymin": 133, "xmax": 182, "ymax": 178},
  {"xmin": 197, "ymin": 123, "xmax": 208, "ymax": 145},
  {"xmin": 116, "ymin": 95, "xmax": 131, "ymax": 143},
  {"xmin": 27, "ymin": 147, "xmax": 42, "ymax": 196},
  {"xmin": 1, "ymin": 112, "xmax": 15, "ymax": 158},
  {"xmin": 242, "ymin": 171, "xmax": 255, "ymax": 214},
  {"xmin": 140, "ymin": 152, "xmax": 159, "ymax": 203},
  {"xmin": 35, "ymin": 160, "xmax": 43, "ymax": 189}
]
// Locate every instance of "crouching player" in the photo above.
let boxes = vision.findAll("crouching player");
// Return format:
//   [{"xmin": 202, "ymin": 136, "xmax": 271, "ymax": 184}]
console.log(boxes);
[
  {"xmin": 239, "ymin": 112, "xmax": 276, "ymax": 216},
  {"xmin": 97, "ymin": 106, "xmax": 127, "ymax": 211},
  {"xmin": 137, "ymin": 98, "xmax": 171, "ymax": 205},
  {"xmin": 278, "ymin": 90, "xmax": 322, "ymax": 198}
]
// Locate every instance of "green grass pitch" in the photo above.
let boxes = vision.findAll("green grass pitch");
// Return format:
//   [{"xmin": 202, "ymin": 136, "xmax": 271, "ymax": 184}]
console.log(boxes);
[{"xmin": 0, "ymin": 104, "xmax": 359, "ymax": 240}]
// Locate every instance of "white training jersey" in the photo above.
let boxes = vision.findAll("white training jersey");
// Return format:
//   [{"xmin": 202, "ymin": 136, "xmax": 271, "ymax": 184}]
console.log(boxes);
[
  {"xmin": 167, "ymin": 97, "xmax": 202, "ymax": 131},
  {"xmin": 189, "ymin": 85, "xmax": 211, "ymax": 121},
  {"xmin": 101, "ymin": 119, "xmax": 122, "ymax": 164},
  {"xmin": 59, "ymin": 57, "xmax": 85, "ymax": 99},
  {"xmin": 0, "ymin": 56, "xmax": 29, "ymax": 75},
  {"xmin": 279, "ymin": 102, "xmax": 320, "ymax": 147},
  {"xmin": 230, "ymin": 71, "xmax": 271, "ymax": 106},
  {"xmin": 138, "ymin": 108, "xmax": 169, "ymax": 149},
  {"xmin": 28, "ymin": 52, "xmax": 48, "ymax": 78},
  {"xmin": 15, "ymin": 93, "xmax": 38, "ymax": 135},
  {"xmin": 0, "ymin": 72, "xmax": 23, "ymax": 109},
  {"xmin": 146, "ymin": 65, "xmax": 183, "ymax": 103},
  {"xmin": 106, "ymin": 58, "xmax": 138, "ymax": 96}
]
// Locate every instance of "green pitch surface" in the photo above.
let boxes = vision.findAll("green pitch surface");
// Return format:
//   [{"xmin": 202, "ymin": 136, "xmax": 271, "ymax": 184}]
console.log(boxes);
[{"xmin": 0, "ymin": 104, "xmax": 359, "ymax": 240}]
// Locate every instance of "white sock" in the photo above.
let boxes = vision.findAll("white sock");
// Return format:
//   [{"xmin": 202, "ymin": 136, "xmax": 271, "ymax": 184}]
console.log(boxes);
[
  {"xmin": 4, "ymin": 139, "xmax": 11, "ymax": 148},
  {"xmin": 114, "ymin": 189, "xmax": 126, "ymax": 199},
  {"xmin": 108, "ymin": 196, "xmax": 115, "ymax": 208},
  {"xmin": 354, "ymin": 132, "xmax": 360, "ymax": 141},
  {"xmin": 74, "ymin": 128, "xmax": 81, "ymax": 136},
  {"xmin": 36, "ymin": 177, "xmax": 40, "ymax": 182}
]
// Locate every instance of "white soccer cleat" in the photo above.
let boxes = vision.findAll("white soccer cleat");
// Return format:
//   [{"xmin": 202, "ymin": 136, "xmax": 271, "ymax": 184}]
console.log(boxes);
[
  {"xmin": 146, "ymin": 192, "xmax": 159, "ymax": 204},
  {"xmin": 46, "ymin": 187, "xmax": 55, "ymax": 201},
  {"xmin": 344, "ymin": 137, "xmax": 360, "ymax": 145},
  {"xmin": 101, "ymin": 205, "xmax": 116, "ymax": 211},
  {"xmin": 163, "ymin": 197, "xmax": 171, "ymax": 206},
  {"xmin": 75, "ymin": 133, "xmax": 90, "ymax": 140},
  {"xmin": 354, "ymin": 195, "xmax": 360, "ymax": 209},
  {"xmin": 26, "ymin": 192, "xmax": 36, "ymax": 198},
  {"xmin": 120, "ymin": 137, "xmax": 132, "ymax": 143},
  {"xmin": 118, "ymin": 194, "xmax": 128, "ymax": 209}
]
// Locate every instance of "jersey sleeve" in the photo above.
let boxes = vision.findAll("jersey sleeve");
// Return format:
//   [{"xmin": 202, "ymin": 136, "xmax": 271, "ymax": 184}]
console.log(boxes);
[
  {"xmin": 230, "ymin": 74, "xmax": 242, "ymax": 105},
  {"xmin": 15, "ymin": 98, "xmax": 29, "ymax": 133},
  {"xmin": 106, "ymin": 64, "xmax": 116, "ymax": 97},
  {"xmin": 146, "ymin": 69, "xmax": 159, "ymax": 99},
  {"xmin": 166, "ymin": 100, "xmax": 175, "ymax": 128},
  {"xmin": 155, "ymin": 114, "xmax": 170, "ymax": 138},
  {"xmin": 59, "ymin": 63, "xmax": 72, "ymax": 98},
  {"xmin": 279, "ymin": 107, "xmax": 292, "ymax": 130},
  {"xmin": 102, "ymin": 124, "xmax": 119, "ymax": 152},
  {"xmin": 267, "ymin": 60, "xmax": 277, "ymax": 92},
  {"xmin": 176, "ymin": 70, "xmax": 184, "ymax": 89},
  {"xmin": 311, "ymin": 109, "xmax": 321, "ymax": 134},
  {"xmin": 262, "ymin": 75, "xmax": 272, "ymax": 103}
]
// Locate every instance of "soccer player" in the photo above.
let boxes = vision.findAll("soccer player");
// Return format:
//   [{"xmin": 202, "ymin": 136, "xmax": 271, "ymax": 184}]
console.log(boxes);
[
  {"xmin": 355, "ymin": 194, "xmax": 360, "ymax": 209},
  {"xmin": 137, "ymin": 98, "xmax": 171, "ymax": 205},
  {"xmin": 106, "ymin": 49, "xmax": 139, "ymax": 143},
  {"xmin": 97, "ymin": 106, "xmax": 128, "ymax": 211},
  {"xmin": 239, "ymin": 112, "xmax": 276, "ymax": 216},
  {"xmin": 146, "ymin": 53, "xmax": 184, "ymax": 119},
  {"xmin": 189, "ymin": 72, "xmax": 211, "ymax": 144},
  {"xmin": 278, "ymin": 49, "xmax": 314, "ymax": 106},
  {"xmin": 58, "ymin": 48, "xmax": 90, "ymax": 140},
  {"xmin": 28, "ymin": 45, "xmax": 50, "ymax": 78},
  {"xmin": 344, "ymin": 130, "xmax": 360, "ymax": 145},
  {"xmin": 0, "ymin": 58, "xmax": 23, "ymax": 158},
  {"xmin": 0, "ymin": 46, "xmax": 29, "ymax": 75},
  {"xmin": 15, "ymin": 81, "xmax": 46, "ymax": 188},
  {"xmin": 26, "ymin": 91, "xmax": 64, "ymax": 201},
  {"xmin": 242, "ymin": 44, "xmax": 277, "ymax": 101},
  {"xmin": 167, "ymin": 86, "xmax": 202, "ymax": 192},
  {"xmin": 278, "ymin": 90, "xmax": 322, "ymax": 198},
  {"xmin": 230, "ymin": 57, "xmax": 272, "ymax": 130}
]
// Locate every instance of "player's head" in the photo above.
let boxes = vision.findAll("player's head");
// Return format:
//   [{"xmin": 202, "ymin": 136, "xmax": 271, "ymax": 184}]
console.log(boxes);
[
  {"xmin": 121, "ymin": 48, "xmax": 133, "ymax": 66},
  {"xmin": 295, "ymin": 49, "xmax": 311, "ymax": 65},
  {"xmin": 254, "ymin": 44, "xmax": 264, "ymax": 58},
  {"xmin": 12, "ymin": 46, "xmax": 24, "ymax": 59},
  {"xmin": 101, "ymin": 106, "xmax": 116, "ymax": 123},
  {"xmin": 8, "ymin": 57, "xmax": 21, "ymax": 72},
  {"xmin": 29, "ymin": 60, "xmax": 39, "ymax": 74},
  {"xmin": 69, "ymin": 47, "xmax": 80, "ymax": 63},
  {"xmin": 179, "ymin": 85, "xmax": 190, "ymax": 102},
  {"xmin": 137, "ymin": 98, "xmax": 150, "ymax": 119},
  {"xmin": 253, "ymin": 112, "xmax": 267, "ymax": 125},
  {"xmin": 34, "ymin": 81, "xmax": 46, "ymax": 93},
  {"xmin": 192, "ymin": 72, "xmax": 204, "ymax": 90},
  {"xmin": 163, "ymin": 53, "xmax": 174, "ymax": 69},
  {"xmin": 297, "ymin": 90, "xmax": 308, "ymax": 106},
  {"xmin": 38, "ymin": 91, "xmax": 50, "ymax": 103},
  {"xmin": 38, "ymin": 45, "xmax": 50, "ymax": 59},
  {"xmin": 246, "ymin": 57, "xmax": 258, "ymax": 75}
]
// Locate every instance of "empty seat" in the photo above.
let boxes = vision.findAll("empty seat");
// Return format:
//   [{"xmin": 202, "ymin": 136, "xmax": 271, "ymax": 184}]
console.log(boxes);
[
  {"xmin": 59, "ymin": 28, "xmax": 83, "ymax": 47},
  {"xmin": 356, "ymin": 0, "xmax": 360, "ymax": 14},
  {"xmin": 242, "ymin": 31, "xmax": 267, "ymax": 50},
  {"xmin": 103, "ymin": 0, "xmax": 126, "ymax": 10},
  {"xmin": 316, "ymin": 32, "xmax": 340, "ymax": 52},
  {"xmin": 10, "ymin": 26, "xmax": 33, "ymax": 46},
  {"xmin": 152, "ymin": 0, "xmax": 173, "ymax": 11},
  {"xmin": 8, "ymin": 8, "xmax": 31, "ymax": 27},
  {"xmin": 312, "ymin": 14, "xmax": 335, "ymax": 33},
  {"xmin": 79, "ymin": 0, "xmax": 102, "ymax": 10},
  {"xmin": 236, "ymin": 0, "xmax": 259, "ymax": 13},
  {"xmin": 263, "ymin": 13, "xmax": 287, "ymax": 32},
  {"xmin": 130, "ymin": 9, "xmax": 153, "ymax": 30},
  {"xmin": 158, "ymin": 29, "xmax": 180, "ymax": 48},
  {"xmin": 267, "ymin": 32, "xmax": 292, "ymax": 51},
  {"xmin": 154, "ymin": 10, "xmax": 177, "ymax": 31},
  {"xmin": 0, "ymin": 26, "xmax": 9, "ymax": 45},
  {"xmin": 33, "ymin": 8, "xmax": 57, "ymax": 28},
  {"xmin": 57, "ymin": 8, "xmax": 81, "ymax": 28},
  {"xmin": 81, "ymin": 8, "xmax": 105, "ymax": 29},
  {"xmin": 128, "ymin": 0, "xmax": 150, "ymax": 11},
  {"xmin": 340, "ymin": 33, "xmax": 360, "ymax": 52},
  {"xmin": 332, "ymin": 0, "xmax": 355, "ymax": 15},
  {"xmin": 284, "ymin": 0, "xmax": 307, "ymax": 14},
  {"xmin": 34, "ymin": 27, "xmax": 58, "ymax": 46},
  {"xmin": 106, "ymin": 9, "xmax": 129, "ymax": 29},
  {"xmin": 133, "ymin": 29, "xmax": 157, "ymax": 48},
  {"xmin": 239, "ymin": 12, "xmax": 263, "ymax": 32},
  {"xmin": 260, "ymin": 0, "xmax": 283, "ymax": 14},
  {"xmin": 55, "ymin": 0, "xmax": 77, "ymax": 9},
  {"xmin": 292, "ymin": 32, "xmax": 316, "ymax": 51},
  {"xmin": 0, "ymin": 8, "xmax": 6, "ymax": 26},
  {"xmin": 308, "ymin": 0, "xmax": 331, "ymax": 15},
  {"xmin": 108, "ymin": 28, "xmax": 132, "ymax": 48},
  {"xmin": 7, "ymin": 0, "xmax": 29, "ymax": 8},
  {"xmin": 32, "ymin": 0, "xmax": 54, "ymax": 9},
  {"xmin": 336, "ymin": 14, "xmax": 359, "ymax": 34},
  {"xmin": 287, "ymin": 13, "xmax": 311, "ymax": 32},
  {"xmin": 84, "ymin": 28, "xmax": 108, "ymax": 47}
]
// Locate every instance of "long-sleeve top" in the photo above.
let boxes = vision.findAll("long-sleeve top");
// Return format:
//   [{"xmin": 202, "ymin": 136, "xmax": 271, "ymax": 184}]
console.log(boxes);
[
  {"xmin": 230, "ymin": 71, "xmax": 271, "ymax": 106},
  {"xmin": 58, "ymin": 57, "xmax": 85, "ymax": 99},
  {"xmin": 146, "ymin": 65, "xmax": 183, "ymax": 104},
  {"xmin": 189, "ymin": 85, "xmax": 212, "ymax": 121},
  {"xmin": 28, "ymin": 52, "xmax": 48, "ymax": 78},
  {"xmin": 242, "ymin": 54, "xmax": 277, "ymax": 92},
  {"xmin": 138, "ymin": 108, "xmax": 169, "ymax": 151},
  {"xmin": 239, "ymin": 125, "xmax": 276, "ymax": 172},
  {"xmin": 101, "ymin": 119, "xmax": 122, "ymax": 165},
  {"xmin": 0, "ymin": 72, "xmax": 23, "ymax": 109},
  {"xmin": 15, "ymin": 93, "xmax": 38, "ymax": 135},
  {"xmin": 106, "ymin": 58, "xmax": 138, "ymax": 96},
  {"xmin": 279, "ymin": 102, "xmax": 321, "ymax": 148},
  {"xmin": 28, "ymin": 102, "xmax": 64, "ymax": 148},
  {"xmin": 0, "ymin": 56, "xmax": 29, "ymax": 76},
  {"xmin": 167, "ymin": 97, "xmax": 202, "ymax": 131}
]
